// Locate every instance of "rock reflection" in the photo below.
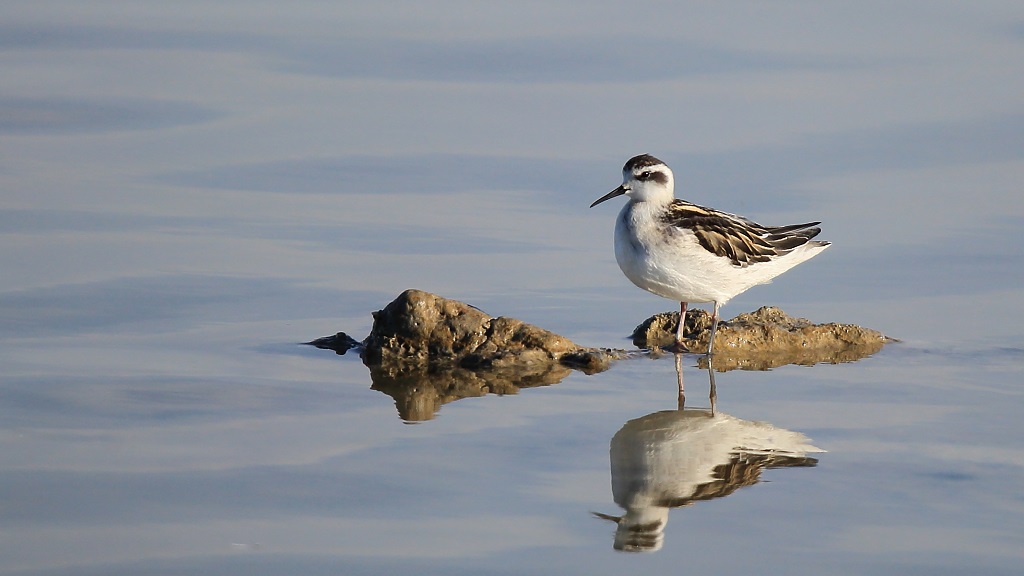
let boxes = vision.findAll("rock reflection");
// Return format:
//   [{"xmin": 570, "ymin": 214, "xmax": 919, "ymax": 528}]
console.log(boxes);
[
  {"xmin": 369, "ymin": 363, "xmax": 572, "ymax": 422},
  {"xmin": 597, "ymin": 361, "xmax": 824, "ymax": 552}
]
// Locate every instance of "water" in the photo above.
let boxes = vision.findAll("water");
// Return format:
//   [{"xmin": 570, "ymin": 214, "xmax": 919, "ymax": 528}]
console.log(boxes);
[{"xmin": 2, "ymin": 2, "xmax": 1023, "ymax": 574}]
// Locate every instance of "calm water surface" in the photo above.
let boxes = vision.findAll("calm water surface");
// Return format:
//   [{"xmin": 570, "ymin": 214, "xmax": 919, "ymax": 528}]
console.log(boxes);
[{"xmin": 2, "ymin": 2, "xmax": 1023, "ymax": 575}]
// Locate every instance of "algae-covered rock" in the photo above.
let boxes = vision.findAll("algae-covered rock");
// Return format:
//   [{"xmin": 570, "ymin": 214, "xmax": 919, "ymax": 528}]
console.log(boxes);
[
  {"xmin": 633, "ymin": 306, "xmax": 892, "ymax": 370},
  {"xmin": 316, "ymin": 289, "xmax": 621, "ymax": 373}
]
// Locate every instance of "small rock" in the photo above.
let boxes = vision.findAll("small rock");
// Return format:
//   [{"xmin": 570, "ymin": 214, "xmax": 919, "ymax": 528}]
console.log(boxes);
[
  {"xmin": 633, "ymin": 306, "xmax": 893, "ymax": 370},
  {"xmin": 305, "ymin": 332, "xmax": 361, "ymax": 355}
]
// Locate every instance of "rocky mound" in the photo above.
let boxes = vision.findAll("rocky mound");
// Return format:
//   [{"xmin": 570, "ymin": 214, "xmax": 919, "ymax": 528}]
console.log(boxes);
[
  {"xmin": 632, "ymin": 306, "xmax": 891, "ymax": 370},
  {"xmin": 308, "ymin": 289, "xmax": 619, "ymax": 374}
]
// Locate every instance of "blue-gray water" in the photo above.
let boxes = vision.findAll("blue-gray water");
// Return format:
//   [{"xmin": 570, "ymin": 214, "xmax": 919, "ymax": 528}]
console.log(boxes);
[{"xmin": 3, "ymin": 2, "xmax": 1023, "ymax": 574}]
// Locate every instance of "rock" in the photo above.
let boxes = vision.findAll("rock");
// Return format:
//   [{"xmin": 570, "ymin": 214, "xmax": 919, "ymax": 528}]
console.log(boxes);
[
  {"xmin": 633, "ymin": 306, "xmax": 892, "ymax": 370},
  {"xmin": 355, "ymin": 289, "xmax": 622, "ymax": 372},
  {"xmin": 306, "ymin": 332, "xmax": 361, "ymax": 355}
]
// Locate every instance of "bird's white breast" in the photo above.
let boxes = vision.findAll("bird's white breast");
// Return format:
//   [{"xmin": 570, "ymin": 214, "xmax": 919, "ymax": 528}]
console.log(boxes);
[{"xmin": 612, "ymin": 201, "xmax": 815, "ymax": 305}]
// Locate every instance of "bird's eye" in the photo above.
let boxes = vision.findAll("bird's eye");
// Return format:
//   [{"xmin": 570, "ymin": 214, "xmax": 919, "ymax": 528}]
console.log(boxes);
[{"xmin": 639, "ymin": 171, "xmax": 651, "ymax": 180}]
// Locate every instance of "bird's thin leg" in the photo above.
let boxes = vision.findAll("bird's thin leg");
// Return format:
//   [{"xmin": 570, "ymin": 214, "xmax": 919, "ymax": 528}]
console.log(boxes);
[
  {"xmin": 675, "ymin": 352, "xmax": 685, "ymax": 410},
  {"xmin": 706, "ymin": 301, "xmax": 721, "ymax": 356},
  {"xmin": 706, "ymin": 355, "xmax": 717, "ymax": 415},
  {"xmin": 675, "ymin": 302, "xmax": 688, "ymax": 346}
]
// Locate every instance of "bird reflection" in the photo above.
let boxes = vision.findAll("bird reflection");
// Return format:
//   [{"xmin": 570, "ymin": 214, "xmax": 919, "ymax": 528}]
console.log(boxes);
[{"xmin": 596, "ymin": 355, "xmax": 824, "ymax": 552}]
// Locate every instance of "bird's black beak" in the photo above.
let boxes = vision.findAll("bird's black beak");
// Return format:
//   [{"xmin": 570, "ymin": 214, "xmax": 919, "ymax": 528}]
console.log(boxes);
[{"xmin": 590, "ymin": 184, "xmax": 628, "ymax": 208}]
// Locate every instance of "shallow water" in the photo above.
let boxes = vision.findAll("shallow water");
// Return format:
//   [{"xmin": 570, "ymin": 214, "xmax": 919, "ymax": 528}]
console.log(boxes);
[{"xmin": 3, "ymin": 2, "xmax": 1024, "ymax": 575}]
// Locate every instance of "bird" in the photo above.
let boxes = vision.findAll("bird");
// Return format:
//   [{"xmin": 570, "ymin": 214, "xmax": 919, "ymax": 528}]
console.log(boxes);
[{"xmin": 590, "ymin": 154, "xmax": 830, "ymax": 355}]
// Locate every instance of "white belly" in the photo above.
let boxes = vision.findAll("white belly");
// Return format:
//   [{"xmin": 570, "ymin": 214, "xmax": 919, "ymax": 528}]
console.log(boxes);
[{"xmin": 612, "ymin": 203, "xmax": 825, "ymax": 305}]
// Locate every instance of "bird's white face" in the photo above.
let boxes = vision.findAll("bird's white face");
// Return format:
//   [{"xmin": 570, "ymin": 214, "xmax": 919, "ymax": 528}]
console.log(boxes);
[
  {"xmin": 621, "ymin": 162, "xmax": 674, "ymax": 204},
  {"xmin": 590, "ymin": 154, "xmax": 676, "ymax": 208}
]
